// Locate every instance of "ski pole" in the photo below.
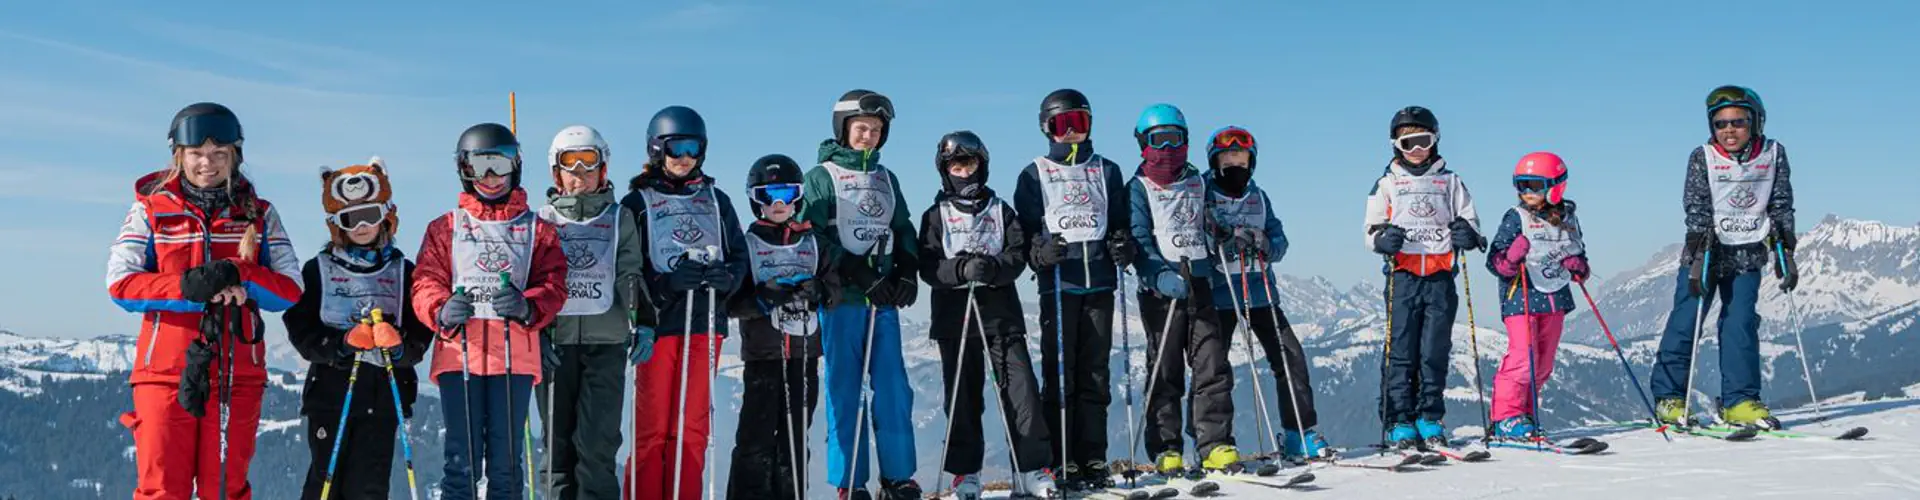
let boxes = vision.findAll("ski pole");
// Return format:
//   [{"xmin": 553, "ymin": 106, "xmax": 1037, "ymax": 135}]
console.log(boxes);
[
  {"xmin": 1574, "ymin": 282, "xmax": 1669, "ymax": 441},
  {"xmin": 1682, "ymin": 248, "xmax": 1713, "ymax": 428},
  {"xmin": 1127, "ymin": 257, "xmax": 1188, "ymax": 466},
  {"xmin": 1457, "ymin": 249, "xmax": 1492, "ymax": 442},
  {"xmin": 1519, "ymin": 265, "xmax": 1542, "ymax": 448},
  {"xmin": 449, "ymin": 286, "xmax": 479, "ymax": 497},
  {"xmin": 1052, "ymin": 262, "xmax": 1069, "ymax": 476},
  {"xmin": 1256, "ymin": 257, "xmax": 1314, "ymax": 460},
  {"xmin": 219, "ymin": 305, "xmax": 234, "ymax": 500},
  {"xmin": 966, "ymin": 293, "xmax": 1027, "ymax": 487},
  {"xmin": 1116, "ymin": 266, "xmax": 1140, "ymax": 488},
  {"xmin": 369, "ymin": 308, "xmax": 423, "ymax": 500},
  {"xmin": 933, "ymin": 287, "xmax": 979, "ymax": 497},
  {"xmin": 842, "ymin": 233, "xmax": 889, "ymax": 492},
  {"xmin": 778, "ymin": 298, "xmax": 804, "ymax": 500},
  {"xmin": 1221, "ymin": 246, "xmax": 1278, "ymax": 459},
  {"xmin": 703, "ymin": 245, "xmax": 721, "ymax": 500},
  {"xmin": 319, "ymin": 352, "xmax": 365, "ymax": 499},
  {"xmin": 1378, "ymin": 258, "xmax": 1396, "ymax": 447},
  {"xmin": 544, "ymin": 330, "xmax": 556, "ymax": 500},
  {"xmin": 1776, "ymin": 240, "xmax": 1822, "ymax": 424},
  {"xmin": 670, "ymin": 247, "xmax": 704, "ymax": 500},
  {"xmin": 494, "ymin": 272, "xmax": 534, "ymax": 500}
]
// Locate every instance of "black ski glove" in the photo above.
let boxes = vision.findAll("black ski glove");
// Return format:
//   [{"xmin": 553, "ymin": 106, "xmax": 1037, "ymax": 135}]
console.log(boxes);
[
  {"xmin": 177, "ymin": 339, "xmax": 215, "ymax": 417},
  {"xmin": 180, "ymin": 260, "xmax": 240, "ymax": 304},
  {"xmin": 870, "ymin": 276, "xmax": 918, "ymax": 308},
  {"xmin": 1230, "ymin": 228, "xmax": 1269, "ymax": 261},
  {"xmin": 1683, "ymin": 230, "xmax": 1715, "ymax": 296},
  {"xmin": 793, "ymin": 278, "xmax": 823, "ymax": 306},
  {"xmin": 667, "ymin": 259, "xmax": 709, "ymax": 293},
  {"xmin": 1449, "ymin": 217, "xmax": 1487, "ymax": 252},
  {"xmin": 1106, "ymin": 231, "xmax": 1137, "ymax": 267},
  {"xmin": 1774, "ymin": 242, "xmax": 1798, "ymax": 293},
  {"xmin": 756, "ymin": 279, "xmax": 798, "ymax": 306},
  {"xmin": 540, "ymin": 334, "xmax": 560, "ymax": 384},
  {"xmin": 703, "ymin": 264, "xmax": 738, "ymax": 295},
  {"xmin": 1371, "ymin": 224, "xmax": 1407, "ymax": 255},
  {"xmin": 958, "ymin": 253, "xmax": 999, "ymax": 284},
  {"xmin": 836, "ymin": 252, "xmax": 882, "ymax": 292},
  {"xmin": 1031, "ymin": 234, "xmax": 1068, "ymax": 269}
]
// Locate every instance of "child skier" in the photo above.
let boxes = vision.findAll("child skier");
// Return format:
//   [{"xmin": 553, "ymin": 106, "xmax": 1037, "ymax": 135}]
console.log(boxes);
[
  {"xmin": 1201, "ymin": 126, "xmax": 1333, "ymax": 461},
  {"xmin": 1649, "ymin": 85, "xmax": 1798, "ymax": 430},
  {"xmin": 919, "ymin": 131, "xmax": 1057, "ymax": 499},
  {"xmin": 1012, "ymin": 88, "xmax": 1132, "ymax": 489},
  {"xmin": 1483, "ymin": 152, "xmax": 1590, "ymax": 440},
  {"xmin": 617, "ymin": 105, "xmax": 749, "ymax": 500},
  {"xmin": 535, "ymin": 125, "xmax": 653, "ymax": 500},
  {"xmin": 800, "ymin": 89, "xmax": 923, "ymax": 500},
  {"xmin": 725, "ymin": 153, "xmax": 829, "ymax": 500},
  {"xmin": 287, "ymin": 157, "xmax": 436, "ymax": 499},
  {"xmin": 108, "ymin": 102, "xmax": 303, "ymax": 499},
  {"xmin": 1126, "ymin": 103, "xmax": 1240, "ymax": 474},
  {"xmin": 413, "ymin": 122, "xmax": 570, "ymax": 500},
  {"xmin": 1362, "ymin": 106, "xmax": 1486, "ymax": 450}
]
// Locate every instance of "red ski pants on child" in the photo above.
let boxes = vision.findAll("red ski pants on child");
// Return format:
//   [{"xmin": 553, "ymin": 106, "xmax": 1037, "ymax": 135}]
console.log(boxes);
[{"xmin": 624, "ymin": 334, "xmax": 721, "ymax": 500}]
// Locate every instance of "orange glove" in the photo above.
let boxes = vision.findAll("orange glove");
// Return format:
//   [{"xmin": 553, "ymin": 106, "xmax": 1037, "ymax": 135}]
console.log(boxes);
[
  {"xmin": 372, "ymin": 322, "xmax": 402, "ymax": 349},
  {"xmin": 345, "ymin": 323, "xmax": 377, "ymax": 350}
]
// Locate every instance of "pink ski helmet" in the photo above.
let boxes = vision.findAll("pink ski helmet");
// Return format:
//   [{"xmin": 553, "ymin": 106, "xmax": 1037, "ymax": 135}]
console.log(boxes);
[{"xmin": 1512, "ymin": 151, "xmax": 1569, "ymax": 204}]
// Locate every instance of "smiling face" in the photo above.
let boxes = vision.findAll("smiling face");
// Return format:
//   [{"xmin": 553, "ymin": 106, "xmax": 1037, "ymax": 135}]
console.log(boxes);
[
  {"xmin": 1394, "ymin": 125, "xmax": 1433, "ymax": 165},
  {"xmin": 347, "ymin": 223, "xmax": 382, "ymax": 245},
  {"xmin": 472, "ymin": 174, "xmax": 510, "ymax": 197},
  {"xmin": 846, "ymin": 116, "xmax": 885, "ymax": 151},
  {"xmin": 1713, "ymin": 107, "xmax": 1754, "ymax": 151},
  {"xmin": 177, "ymin": 142, "xmax": 238, "ymax": 188},
  {"xmin": 556, "ymin": 165, "xmax": 601, "ymax": 194}
]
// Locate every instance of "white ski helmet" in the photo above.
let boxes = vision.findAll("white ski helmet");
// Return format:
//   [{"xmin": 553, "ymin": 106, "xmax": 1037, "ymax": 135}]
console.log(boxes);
[{"xmin": 549, "ymin": 125, "xmax": 609, "ymax": 170}]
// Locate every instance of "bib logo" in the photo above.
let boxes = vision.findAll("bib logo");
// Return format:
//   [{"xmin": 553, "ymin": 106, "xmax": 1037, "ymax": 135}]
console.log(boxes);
[
  {"xmin": 476, "ymin": 243, "xmax": 513, "ymax": 273},
  {"xmin": 1408, "ymin": 199, "xmax": 1438, "ymax": 218},
  {"xmin": 856, "ymin": 193, "xmax": 886, "ymax": 218},
  {"xmin": 564, "ymin": 242, "xmax": 598, "ymax": 270},
  {"xmin": 1719, "ymin": 216, "xmax": 1764, "ymax": 233},
  {"xmin": 1727, "ymin": 188, "xmax": 1759, "ymax": 209},
  {"xmin": 1057, "ymin": 214, "xmax": 1101, "ymax": 230},
  {"xmin": 1062, "ymin": 183, "xmax": 1093, "ymax": 205},
  {"xmin": 1170, "ymin": 204, "xmax": 1199, "ymax": 225},
  {"xmin": 1408, "ymin": 227, "xmax": 1447, "ymax": 242},
  {"xmin": 670, "ymin": 218, "xmax": 706, "ymax": 244},
  {"xmin": 852, "ymin": 227, "xmax": 889, "ymax": 242}
]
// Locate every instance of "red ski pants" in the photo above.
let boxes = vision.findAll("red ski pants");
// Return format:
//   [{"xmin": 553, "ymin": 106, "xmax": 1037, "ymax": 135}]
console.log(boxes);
[
  {"xmin": 121, "ymin": 381, "xmax": 264, "ymax": 500},
  {"xmin": 624, "ymin": 334, "xmax": 721, "ymax": 500}
]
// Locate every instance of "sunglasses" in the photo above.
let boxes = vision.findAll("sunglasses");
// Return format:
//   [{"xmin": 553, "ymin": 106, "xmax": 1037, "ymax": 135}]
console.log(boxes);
[
  {"xmin": 1143, "ymin": 126, "xmax": 1186, "ymax": 149},
  {"xmin": 753, "ymin": 183, "xmax": 803, "ymax": 206},
  {"xmin": 1212, "ymin": 128, "xmax": 1255, "ymax": 150},
  {"xmin": 1392, "ymin": 131, "xmax": 1436, "ymax": 153},
  {"xmin": 1712, "ymin": 118, "xmax": 1752, "ymax": 130},
  {"xmin": 1048, "ymin": 110, "xmax": 1091, "ymax": 136},
  {"xmin": 555, "ymin": 147, "xmax": 604, "ymax": 171},
  {"xmin": 460, "ymin": 148, "xmax": 520, "ymax": 180},
  {"xmin": 330, "ymin": 203, "xmax": 389, "ymax": 231},
  {"xmin": 658, "ymin": 137, "xmax": 705, "ymax": 159}
]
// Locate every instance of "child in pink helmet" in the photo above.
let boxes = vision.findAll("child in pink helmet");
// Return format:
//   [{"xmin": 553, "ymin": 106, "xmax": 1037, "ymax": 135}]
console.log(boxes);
[{"xmin": 1483, "ymin": 152, "xmax": 1590, "ymax": 440}]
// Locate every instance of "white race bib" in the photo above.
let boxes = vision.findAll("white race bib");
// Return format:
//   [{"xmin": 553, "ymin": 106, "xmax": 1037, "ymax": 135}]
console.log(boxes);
[
  {"xmin": 639, "ymin": 187, "xmax": 726, "ymax": 273},
  {"xmin": 1514, "ymin": 207, "xmax": 1585, "ymax": 294},
  {"xmin": 1704, "ymin": 141, "xmax": 1779, "ymax": 245},
  {"xmin": 538, "ymin": 203, "xmax": 620, "ymax": 316},
  {"xmin": 1382, "ymin": 168, "xmax": 1458, "ymax": 255},
  {"xmin": 938, "ymin": 199, "xmax": 1008, "ymax": 259},
  {"xmin": 1208, "ymin": 186, "xmax": 1269, "ymax": 276},
  {"xmin": 449, "ymin": 210, "xmax": 536, "ymax": 320},
  {"xmin": 1142, "ymin": 174, "xmax": 1210, "ymax": 262},
  {"xmin": 317, "ymin": 256, "xmax": 407, "ymax": 366},
  {"xmin": 822, "ymin": 161, "xmax": 896, "ymax": 256},
  {"xmin": 747, "ymin": 234, "xmax": 820, "ymax": 336},
  {"xmin": 1034, "ymin": 156, "xmax": 1108, "ymax": 243}
]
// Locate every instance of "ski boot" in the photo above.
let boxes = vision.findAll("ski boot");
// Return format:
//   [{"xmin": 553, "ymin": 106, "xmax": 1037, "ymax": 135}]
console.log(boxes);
[
  {"xmin": 1078, "ymin": 460, "xmax": 1116, "ymax": 489},
  {"xmin": 1721, "ymin": 400, "xmax": 1783, "ymax": 430},
  {"xmin": 878, "ymin": 478, "xmax": 922, "ymax": 500},
  {"xmin": 1155, "ymin": 451, "xmax": 1184, "ymax": 476},
  {"xmin": 1281, "ymin": 429, "xmax": 1334, "ymax": 461},
  {"xmin": 1414, "ymin": 418, "xmax": 1448, "ymax": 450},
  {"xmin": 1200, "ymin": 444, "xmax": 1241, "ymax": 472},
  {"xmin": 950, "ymin": 473, "xmax": 983, "ymax": 500},
  {"xmin": 1011, "ymin": 469, "xmax": 1058, "ymax": 499},
  {"xmin": 1493, "ymin": 415, "xmax": 1538, "ymax": 441},
  {"xmin": 1655, "ymin": 397, "xmax": 1688, "ymax": 426},
  {"xmin": 1388, "ymin": 423, "xmax": 1420, "ymax": 450},
  {"xmin": 837, "ymin": 488, "xmax": 872, "ymax": 500},
  {"xmin": 1056, "ymin": 463, "xmax": 1086, "ymax": 492}
]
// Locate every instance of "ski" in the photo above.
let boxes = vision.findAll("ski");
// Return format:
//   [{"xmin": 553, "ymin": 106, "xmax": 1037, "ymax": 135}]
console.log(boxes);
[
  {"xmin": 1211, "ymin": 471, "xmax": 1315, "ymax": 490},
  {"xmin": 1166, "ymin": 471, "xmax": 1219, "ymax": 497},
  {"xmin": 1704, "ymin": 425, "xmax": 1868, "ymax": 441},
  {"xmin": 1487, "ymin": 439, "xmax": 1609, "ymax": 455},
  {"xmin": 1098, "ymin": 474, "xmax": 1180, "ymax": 500},
  {"xmin": 1427, "ymin": 446, "xmax": 1492, "ymax": 463},
  {"xmin": 1674, "ymin": 425, "xmax": 1759, "ymax": 441},
  {"xmin": 1313, "ymin": 452, "xmax": 1423, "ymax": 471}
]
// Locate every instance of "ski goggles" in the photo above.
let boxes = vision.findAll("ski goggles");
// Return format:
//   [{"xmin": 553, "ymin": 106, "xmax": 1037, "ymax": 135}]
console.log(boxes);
[
  {"xmin": 459, "ymin": 147, "xmax": 520, "ymax": 180},
  {"xmin": 658, "ymin": 137, "xmax": 705, "ymax": 159},
  {"xmin": 555, "ymin": 147, "xmax": 605, "ymax": 171},
  {"xmin": 1705, "ymin": 86, "xmax": 1753, "ymax": 109},
  {"xmin": 1513, "ymin": 174, "xmax": 1563, "ymax": 194},
  {"xmin": 836, "ymin": 93, "xmax": 895, "ymax": 121},
  {"xmin": 330, "ymin": 203, "xmax": 389, "ymax": 231},
  {"xmin": 1142, "ymin": 126, "xmax": 1186, "ymax": 149},
  {"xmin": 1048, "ymin": 110, "xmax": 1091, "ymax": 136},
  {"xmin": 1211, "ymin": 128, "xmax": 1256, "ymax": 151},
  {"xmin": 169, "ymin": 115, "xmax": 243, "ymax": 148},
  {"xmin": 1392, "ymin": 131, "xmax": 1437, "ymax": 153},
  {"xmin": 752, "ymin": 183, "xmax": 803, "ymax": 206},
  {"xmin": 1711, "ymin": 118, "xmax": 1752, "ymax": 130}
]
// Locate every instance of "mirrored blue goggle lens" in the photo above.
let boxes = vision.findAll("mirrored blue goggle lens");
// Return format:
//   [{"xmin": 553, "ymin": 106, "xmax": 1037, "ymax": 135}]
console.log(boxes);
[
  {"xmin": 665, "ymin": 138, "xmax": 704, "ymax": 158},
  {"xmin": 756, "ymin": 184, "xmax": 802, "ymax": 204}
]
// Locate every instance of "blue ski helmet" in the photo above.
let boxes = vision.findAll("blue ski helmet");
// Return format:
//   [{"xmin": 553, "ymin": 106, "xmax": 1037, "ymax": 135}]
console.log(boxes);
[
  {"xmin": 1705, "ymin": 85, "xmax": 1765, "ymax": 136},
  {"xmin": 1133, "ymin": 103, "xmax": 1187, "ymax": 149},
  {"xmin": 646, "ymin": 105, "xmax": 708, "ymax": 161}
]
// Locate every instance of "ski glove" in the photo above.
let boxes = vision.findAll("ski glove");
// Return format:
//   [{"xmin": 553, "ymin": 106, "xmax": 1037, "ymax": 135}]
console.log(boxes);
[
  {"xmin": 1449, "ymin": 218, "xmax": 1487, "ymax": 252},
  {"xmin": 793, "ymin": 278, "xmax": 824, "ymax": 306},
  {"xmin": 1683, "ymin": 230, "xmax": 1714, "ymax": 296},
  {"xmin": 629, "ymin": 325, "xmax": 656, "ymax": 365},
  {"xmin": 1230, "ymin": 228, "xmax": 1269, "ymax": 260},
  {"xmin": 703, "ymin": 264, "xmax": 738, "ymax": 295},
  {"xmin": 1494, "ymin": 235, "xmax": 1530, "ymax": 276},
  {"xmin": 177, "ymin": 339, "xmax": 216, "ymax": 417},
  {"xmin": 346, "ymin": 323, "xmax": 378, "ymax": 351},
  {"xmin": 1031, "ymin": 234, "xmax": 1068, "ymax": 269},
  {"xmin": 1774, "ymin": 245, "xmax": 1798, "ymax": 293},
  {"xmin": 869, "ymin": 277, "xmax": 919, "ymax": 308},
  {"xmin": 1561, "ymin": 255, "xmax": 1591, "ymax": 283},
  {"xmin": 1152, "ymin": 270, "xmax": 1188, "ymax": 299},
  {"xmin": 959, "ymin": 253, "xmax": 999, "ymax": 284},
  {"xmin": 1106, "ymin": 230, "xmax": 1138, "ymax": 267},
  {"xmin": 756, "ymin": 279, "xmax": 797, "ymax": 307},
  {"xmin": 1370, "ymin": 224, "xmax": 1407, "ymax": 255},
  {"xmin": 835, "ymin": 252, "xmax": 882, "ymax": 292},
  {"xmin": 491, "ymin": 281, "xmax": 532, "ymax": 323},
  {"xmin": 437, "ymin": 292, "xmax": 475, "ymax": 331},
  {"xmin": 540, "ymin": 335, "xmax": 559, "ymax": 383},
  {"xmin": 180, "ymin": 259, "xmax": 241, "ymax": 304},
  {"xmin": 667, "ymin": 259, "xmax": 710, "ymax": 293}
]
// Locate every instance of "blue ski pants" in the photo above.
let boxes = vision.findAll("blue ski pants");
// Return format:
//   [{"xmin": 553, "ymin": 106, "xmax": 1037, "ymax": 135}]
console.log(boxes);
[
  {"xmin": 438, "ymin": 373, "xmax": 534, "ymax": 500},
  {"xmin": 821, "ymin": 303, "xmax": 916, "ymax": 489},
  {"xmin": 1650, "ymin": 269, "xmax": 1764, "ymax": 407}
]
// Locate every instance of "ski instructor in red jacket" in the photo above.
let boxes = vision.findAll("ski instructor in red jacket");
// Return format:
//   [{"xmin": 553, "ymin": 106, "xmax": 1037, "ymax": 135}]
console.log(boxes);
[
  {"xmin": 412, "ymin": 122, "xmax": 569, "ymax": 500},
  {"xmin": 107, "ymin": 102, "xmax": 305, "ymax": 499}
]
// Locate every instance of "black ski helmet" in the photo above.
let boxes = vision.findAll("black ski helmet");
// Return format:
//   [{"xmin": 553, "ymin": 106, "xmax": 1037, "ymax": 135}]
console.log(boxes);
[
  {"xmin": 1039, "ymin": 89, "xmax": 1092, "ymax": 137},
  {"xmin": 832, "ymin": 89, "xmax": 894, "ymax": 150},
  {"xmin": 169, "ymin": 102, "xmax": 245, "ymax": 161},
  {"xmin": 454, "ymin": 122, "xmax": 522, "ymax": 195},
  {"xmin": 935, "ymin": 130, "xmax": 990, "ymax": 197},
  {"xmin": 1705, "ymin": 85, "xmax": 1766, "ymax": 136},
  {"xmin": 745, "ymin": 153, "xmax": 805, "ymax": 217},
  {"xmin": 1389, "ymin": 106, "xmax": 1440, "ymax": 138},
  {"xmin": 646, "ymin": 105, "xmax": 708, "ymax": 159}
]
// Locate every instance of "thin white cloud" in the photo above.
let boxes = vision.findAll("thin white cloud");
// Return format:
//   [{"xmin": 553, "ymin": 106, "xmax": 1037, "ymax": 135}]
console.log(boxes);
[
  {"xmin": 121, "ymin": 18, "xmax": 424, "ymax": 90},
  {"xmin": 645, "ymin": 3, "xmax": 756, "ymax": 32}
]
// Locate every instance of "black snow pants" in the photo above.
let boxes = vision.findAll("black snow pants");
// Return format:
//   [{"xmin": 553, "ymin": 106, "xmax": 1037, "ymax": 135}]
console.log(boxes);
[
  {"xmin": 1137, "ymin": 278, "xmax": 1235, "ymax": 459},
  {"xmin": 726, "ymin": 357, "xmax": 820, "ymax": 500}
]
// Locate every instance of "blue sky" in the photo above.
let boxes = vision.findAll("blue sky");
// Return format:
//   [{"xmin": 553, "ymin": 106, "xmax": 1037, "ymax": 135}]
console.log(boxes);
[{"xmin": 3, "ymin": 1, "xmax": 1916, "ymax": 338}]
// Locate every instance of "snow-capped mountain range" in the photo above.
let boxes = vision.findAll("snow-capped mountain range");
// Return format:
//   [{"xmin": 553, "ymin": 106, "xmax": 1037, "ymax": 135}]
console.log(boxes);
[{"xmin": 4, "ymin": 215, "xmax": 1917, "ymax": 499}]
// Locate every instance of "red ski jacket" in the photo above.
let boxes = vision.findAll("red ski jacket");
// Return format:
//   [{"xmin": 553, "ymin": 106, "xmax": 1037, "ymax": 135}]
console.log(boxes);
[{"xmin": 412, "ymin": 190, "xmax": 568, "ymax": 383}]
